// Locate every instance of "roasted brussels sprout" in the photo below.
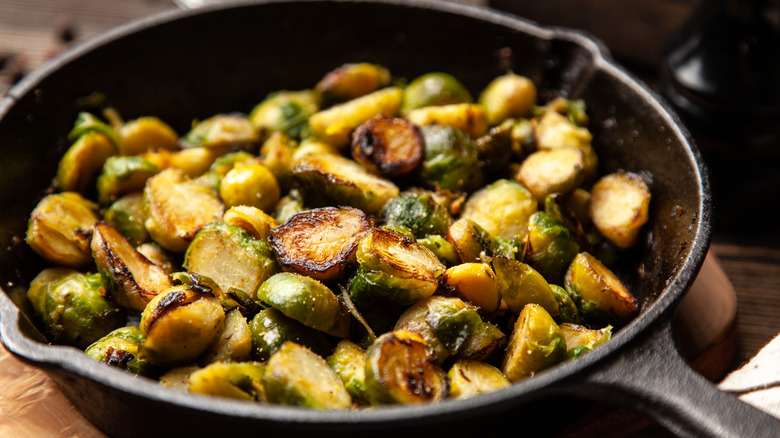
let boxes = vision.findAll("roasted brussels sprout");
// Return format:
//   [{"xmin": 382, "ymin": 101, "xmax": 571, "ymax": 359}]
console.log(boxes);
[
  {"xmin": 181, "ymin": 113, "xmax": 258, "ymax": 150},
  {"xmin": 26, "ymin": 192, "xmax": 101, "ymax": 268},
  {"xmin": 200, "ymin": 308, "xmax": 253, "ymax": 364},
  {"xmin": 478, "ymin": 71, "xmax": 537, "ymax": 126},
  {"xmin": 67, "ymin": 111, "xmax": 121, "ymax": 148},
  {"xmin": 447, "ymin": 360, "xmax": 510, "ymax": 398},
  {"xmin": 57, "ymin": 131, "xmax": 118, "ymax": 195},
  {"xmin": 249, "ymin": 308, "xmax": 332, "ymax": 361},
  {"xmin": 523, "ymin": 211, "xmax": 581, "ymax": 285},
  {"xmin": 406, "ymin": 103, "xmax": 488, "ymax": 140},
  {"xmin": 515, "ymin": 147, "xmax": 586, "ymax": 202},
  {"xmin": 564, "ymin": 251, "xmax": 639, "ymax": 326},
  {"xmin": 27, "ymin": 268, "xmax": 124, "ymax": 348},
  {"xmin": 560, "ymin": 322, "xmax": 612, "ymax": 358},
  {"xmin": 415, "ymin": 234, "xmax": 460, "ymax": 266},
  {"xmin": 501, "ymin": 303, "xmax": 566, "ymax": 381},
  {"xmin": 258, "ymin": 132, "xmax": 296, "ymax": 191},
  {"xmin": 460, "ymin": 179, "xmax": 536, "ymax": 241},
  {"xmin": 103, "ymin": 192, "xmax": 149, "ymax": 244},
  {"xmin": 198, "ymin": 150, "xmax": 255, "ymax": 192},
  {"xmin": 446, "ymin": 217, "xmax": 516, "ymax": 264},
  {"xmin": 418, "ymin": 125, "xmax": 483, "ymax": 193},
  {"xmin": 117, "ymin": 116, "xmax": 179, "ymax": 155},
  {"xmin": 457, "ymin": 320, "xmax": 506, "ymax": 362},
  {"xmin": 96, "ymin": 156, "xmax": 160, "ymax": 205},
  {"xmin": 139, "ymin": 283, "xmax": 225, "ymax": 367},
  {"xmin": 249, "ymin": 90, "xmax": 319, "ymax": 141},
  {"xmin": 380, "ymin": 191, "xmax": 452, "ymax": 239},
  {"xmin": 141, "ymin": 146, "xmax": 229, "ymax": 178},
  {"xmin": 143, "ymin": 168, "xmax": 225, "ymax": 253},
  {"xmin": 475, "ymin": 119, "xmax": 514, "ymax": 174},
  {"xmin": 136, "ymin": 242, "xmax": 178, "ymax": 275},
  {"xmin": 364, "ymin": 330, "xmax": 448, "ymax": 404},
  {"xmin": 269, "ymin": 206, "xmax": 371, "ymax": 281},
  {"xmin": 184, "ymin": 222, "xmax": 277, "ymax": 299},
  {"xmin": 441, "ymin": 262, "xmax": 501, "ymax": 314},
  {"xmin": 91, "ymin": 221, "xmax": 173, "ymax": 312},
  {"xmin": 256, "ymin": 272, "xmax": 350, "ymax": 337},
  {"xmin": 85, "ymin": 326, "xmax": 160, "ymax": 377},
  {"xmin": 550, "ymin": 284, "xmax": 580, "ymax": 325},
  {"xmin": 401, "ymin": 72, "xmax": 472, "ymax": 113},
  {"xmin": 292, "ymin": 151, "xmax": 399, "ymax": 215},
  {"xmin": 491, "ymin": 256, "xmax": 560, "ymax": 317},
  {"xmin": 223, "ymin": 205, "xmax": 278, "ymax": 241},
  {"xmin": 316, "ymin": 62, "xmax": 392, "ymax": 104},
  {"xmin": 263, "ymin": 341, "xmax": 352, "ymax": 409},
  {"xmin": 589, "ymin": 171, "xmax": 651, "ymax": 248},
  {"xmin": 273, "ymin": 188, "xmax": 305, "ymax": 224},
  {"xmin": 308, "ymin": 86, "xmax": 403, "ymax": 148},
  {"xmin": 351, "ymin": 114, "xmax": 424, "ymax": 178},
  {"xmin": 219, "ymin": 161, "xmax": 281, "ymax": 212},
  {"xmin": 533, "ymin": 110, "xmax": 598, "ymax": 183},
  {"xmin": 326, "ymin": 339, "xmax": 369, "ymax": 404},
  {"xmin": 350, "ymin": 228, "xmax": 446, "ymax": 306},
  {"xmin": 188, "ymin": 361, "xmax": 267, "ymax": 401}
]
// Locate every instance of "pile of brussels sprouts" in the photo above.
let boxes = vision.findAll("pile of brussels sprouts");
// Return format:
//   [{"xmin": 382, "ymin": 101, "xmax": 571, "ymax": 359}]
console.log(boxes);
[{"xmin": 24, "ymin": 62, "xmax": 652, "ymax": 409}]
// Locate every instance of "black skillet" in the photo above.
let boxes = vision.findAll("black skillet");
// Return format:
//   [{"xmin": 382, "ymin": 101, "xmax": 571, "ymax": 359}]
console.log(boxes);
[{"xmin": 0, "ymin": 1, "xmax": 777, "ymax": 437}]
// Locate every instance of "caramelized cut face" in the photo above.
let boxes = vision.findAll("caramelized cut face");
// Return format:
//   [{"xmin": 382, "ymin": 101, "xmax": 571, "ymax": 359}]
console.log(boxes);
[
  {"xmin": 269, "ymin": 206, "xmax": 372, "ymax": 281},
  {"xmin": 351, "ymin": 115, "xmax": 424, "ymax": 178}
]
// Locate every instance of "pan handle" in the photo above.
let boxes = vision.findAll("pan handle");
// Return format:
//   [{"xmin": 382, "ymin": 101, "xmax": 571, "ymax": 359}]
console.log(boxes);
[{"xmin": 567, "ymin": 316, "xmax": 780, "ymax": 437}]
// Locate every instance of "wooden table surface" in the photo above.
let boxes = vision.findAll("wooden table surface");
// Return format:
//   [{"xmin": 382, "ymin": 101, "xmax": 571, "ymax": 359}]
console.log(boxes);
[{"xmin": 2, "ymin": 0, "xmax": 780, "ymax": 436}]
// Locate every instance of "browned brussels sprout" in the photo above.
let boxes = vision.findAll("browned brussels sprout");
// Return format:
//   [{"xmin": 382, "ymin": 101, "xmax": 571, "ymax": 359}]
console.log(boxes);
[
  {"xmin": 446, "ymin": 218, "xmax": 518, "ymax": 264},
  {"xmin": 103, "ymin": 192, "xmax": 149, "ymax": 244},
  {"xmin": 316, "ymin": 62, "xmax": 392, "ymax": 104},
  {"xmin": 27, "ymin": 268, "xmax": 124, "ymax": 349},
  {"xmin": 249, "ymin": 90, "xmax": 319, "ymax": 141},
  {"xmin": 418, "ymin": 125, "xmax": 483, "ymax": 193},
  {"xmin": 441, "ymin": 262, "xmax": 501, "ymax": 314},
  {"xmin": 564, "ymin": 252, "xmax": 639, "ymax": 326},
  {"xmin": 199, "ymin": 309, "xmax": 253, "ymax": 364},
  {"xmin": 57, "ymin": 131, "xmax": 118, "ymax": 195},
  {"xmin": 401, "ymin": 72, "xmax": 473, "ymax": 113},
  {"xmin": 96, "ymin": 156, "xmax": 160, "ymax": 205},
  {"xmin": 560, "ymin": 322, "xmax": 612, "ymax": 358},
  {"xmin": 139, "ymin": 283, "xmax": 225, "ymax": 367},
  {"xmin": 26, "ymin": 192, "xmax": 101, "ymax": 268},
  {"xmin": 533, "ymin": 110, "xmax": 598, "ymax": 183},
  {"xmin": 181, "ymin": 113, "xmax": 258, "ymax": 150},
  {"xmin": 364, "ymin": 330, "xmax": 448, "ymax": 404},
  {"xmin": 263, "ymin": 342, "xmax": 352, "ymax": 410},
  {"xmin": 351, "ymin": 114, "xmax": 424, "ymax": 178},
  {"xmin": 478, "ymin": 72, "xmax": 537, "ymax": 126},
  {"xmin": 448, "ymin": 360, "xmax": 510, "ymax": 399},
  {"xmin": 589, "ymin": 171, "xmax": 651, "ymax": 249},
  {"xmin": 491, "ymin": 256, "xmax": 560, "ymax": 317},
  {"xmin": 501, "ymin": 303, "xmax": 566, "ymax": 381},
  {"xmin": 248, "ymin": 308, "xmax": 332, "ymax": 361},
  {"xmin": 269, "ymin": 206, "xmax": 372, "ymax": 281},
  {"xmin": 258, "ymin": 132, "xmax": 296, "ymax": 191},
  {"xmin": 326, "ymin": 339, "xmax": 369, "ymax": 404},
  {"xmin": 380, "ymin": 191, "xmax": 452, "ymax": 239},
  {"xmin": 406, "ymin": 103, "xmax": 489, "ymax": 140},
  {"xmin": 118, "ymin": 116, "xmax": 179, "ymax": 155},
  {"xmin": 189, "ymin": 361, "xmax": 267, "ymax": 401},
  {"xmin": 522, "ymin": 211, "xmax": 581, "ymax": 285},
  {"xmin": 349, "ymin": 228, "xmax": 446, "ymax": 306},
  {"xmin": 515, "ymin": 147, "xmax": 586, "ymax": 202},
  {"xmin": 219, "ymin": 161, "xmax": 281, "ymax": 212},
  {"xmin": 551, "ymin": 284, "xmax": 581, "ymax": 325},
  {"xmin": 256, "ymin": 272, "xmax": 350, "ymax": 338},
  {"xmin": 91, "ymin": 221, "xmax": 173, "ymax": 312},
  {"xmin": 460, "ymin": 179, "xmax": 536, "ymax": 241},
  {"xmin": 184, "ymin": 222, "xmax": 278, "ymax": 300},
  {"xmin": 223, "ymin": 205, "xmax": 278, "ymax": 241},
  {"xmin": 475, "ymin": 119, "xmax": 514, "ymax": 174},
  {"xmin": 85, "ymin": 326, "xmax": 161, "ymax": 377}
]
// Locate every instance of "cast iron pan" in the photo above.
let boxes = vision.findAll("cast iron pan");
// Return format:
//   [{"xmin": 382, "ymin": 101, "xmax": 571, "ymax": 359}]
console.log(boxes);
[{"xmin": 0, "ymin": 1, "xmax": 777, "ymax": 436}]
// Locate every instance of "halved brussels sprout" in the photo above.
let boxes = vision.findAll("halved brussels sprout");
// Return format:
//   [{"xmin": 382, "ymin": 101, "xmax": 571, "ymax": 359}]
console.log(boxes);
[
  {"xmin": 364, "ymin": 330, "xmax": 448, "ymax": 405},
  {"xmin": 159, "ymin": 366, "xmax": 200, "ymax": 391},
  {"xmin": 589, "ymin": 171, "xmax": 651, "ymax": 249},
  {"xmin": 200, "ymin": 309, "xmax": 253, "ymax": 364},
  {"xmin": 457, "ymin": 320, "xmax": 506, "ymax": 362},
  {"xmin": 406, "ymin": 103, "xmax": 488, "ymax": 140},
  {"xmin": 326, "ymin": 339, "xmax": 369, "ymax": 404},
  {"xmin": 91, "ymin": 221, "xmax": 173, "ymax": 312},
  {"xmin": 273, "ymin": 188, "xmax": 306, "ymax": 224},
  {"xmin": 118, "ymin": 116, "xmax": 179, "ymax": 155},
  {"xmin": 189, "ymin": 361, "xmax": 266, "ymax": 401},
  {"xmin": 523, "ymin": 211, "xmax": 581, "ymax": 285},
  {"xmin": 184, "ymin": 222, "xmax": 277, "ymax": 299},
  {"xmin": 181, "ymin": 113, "xmax": 258, "ymax": 150},
  {"xmin": 27, "ymin": 268, "xmax": 124, "ymax": 348},
  {"xmin": 249, "ymin": 307, "xmax": 332, "ymax": 361},
  {"xmin": 199, "ymin": 150, "xmax": 255, "ymax": 192},
  {"xmin": 533, "ymin": 110, "xmax": 598, "ymax": 183},
  {"xmin": 292, "ymin": 152, "xmax": 399, "ymax": 215},
  {"xmin": 67, "ymin": 111, "xmax": 121, "ymax": 147},
  {"xmin": 501, "ymin": 303, "xmax": 566, "ymax": 381},
  {"xmin": 351, "ymin": 115, "xmax": 424, "ymax": 178},
  {"xmin": 223, "ymin": 205, "xmax": 278, "ymax": 241},
  {"xmin": 416, "ymin": 234, "xmax": 460, "ymax": 266},
  {"xmin": 537, "ymin": 97, "xmax": 589, "ymax": 127},
  {"xmin": 308, "ymin": 86, "xmax": 403, "ymax": 148},
  {"xmin": 219, "ymin": 161, "xmax": 281, "ymax": 212},
  {"xmin": 263, "ymin": 341, "xmax": 352, "ymax": 410},
  {"xmin": 143, "ymin": 168, "xmax": 225, "ymax": 253},
  {"xmin": 136, "ymin": 242, "xmax": 178, "ymax": 275},
  {"xmin": 515, "ymin": 147, "xmax": 585, "ymax": 202},
  {"xmin": 460, "ymin": 179, "xmax": 536, "ymax": 241},
  {"xmin": 256, "ymin": 272, "xmax": 350, "ymax": 338},
  {"xmin": 447, "ymin": 360, "xmax": 510, "ymax": 399},
  {"xmin": 258, "ymin": 132, "xmax": 296, "ymax": 191},
  {"xmin": 26, "ymin": 192, "xmax": 101, "ymax": 268},
  {"xmin": 560, "ymin": 322, "xmax": 612, "ymax": 358},
  {"xmin": 441, "ymin": 262, "xmax": 501, "ymax": 313},
  {"xmin": 401, "ymin": 72, "xmax": 473, "ymax": 113},
  {"xmin": 249, "ymin": 90, "xmax": 319, "ymax": 141},
  {"xmin": 418, "ymin": 125, "xmax": 483, "ymax": 193},
  {"xmin": 57, "ymin": 132, "xmax": 118, "ymax": 195},
  {"xmin": 550, "ymin": 284, "xmax": 580, "ymax": 325},
  {"xmin": 475, "ymin": 118, "xmax": 514, "ymax": 174},
  {"xmin": 269, "ymin": 206, "xmax": 371, "ymax": 281},
  {"xmin": 491, "ymin": 256, "xmax": 560, "ymax": 317},
  {"xmin": 380, "ymin": 191, "xmax": 452, "ymax": 239},
  {"xmin": 97, "ymin": 156, "xmax": 160, "ymax": 205},
  {"xmin": 103, "ymin": 192, "xmax": 149, "ymax": 244},
  {"xmin": 316, "ymin": 62, "xmax": 392, "ymax": 103},
  {"xmin": 139, "ymin": 283, "xmax": 225, "ymax": 367},
  {"xmin": 85, "ymin": 326, "xmax": 160, "ymax": 377},
  {"xmin": 446, "ymin": 218, "xmax": 500, "ymax": 264},
  {"xmin": 478, "ymin": 72, "xmax": 537, "ymax": 126},
  {"xmin": 350, "ymin": 228, "xmax": 446, "ymax": 306},
  {"xmin": 141, "ymin": 146, "xmax": 230, "ymax": 178},
  {"xmin": 564, "ymin": 252, "xmax": 639, "ymax": 326}
]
